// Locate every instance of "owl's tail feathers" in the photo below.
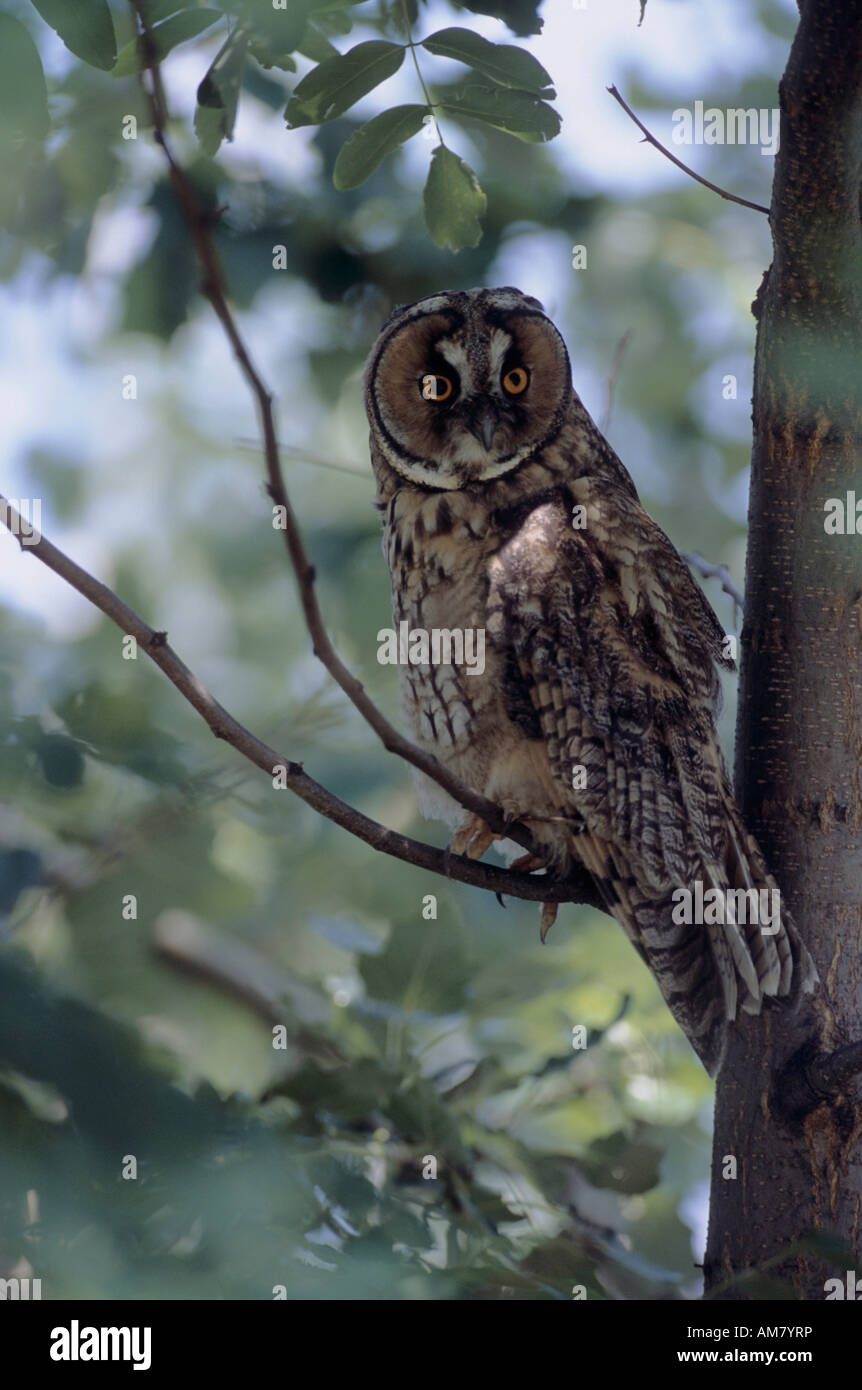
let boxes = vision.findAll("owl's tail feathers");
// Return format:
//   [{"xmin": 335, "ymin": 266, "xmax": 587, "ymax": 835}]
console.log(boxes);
[
  {"xmin": 721, "ymin": 798, "xmax": 818, "ymax": 1011},
  {"xmin": 571, "ymin": 815, "xmax": 818, "ymax": 1077},
  {"xmin": 573, "ymin": 833, "xmax": 730, "ymax": 1073}
]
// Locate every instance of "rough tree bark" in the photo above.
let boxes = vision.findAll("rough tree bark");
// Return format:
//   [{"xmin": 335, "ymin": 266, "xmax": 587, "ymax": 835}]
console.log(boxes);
[{"xmin": 705, "ymin": 0, "xmax": 862, "ymax": 1298}]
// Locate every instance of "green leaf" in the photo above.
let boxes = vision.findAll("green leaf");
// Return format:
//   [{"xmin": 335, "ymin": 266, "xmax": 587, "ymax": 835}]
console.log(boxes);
[
  {"xmin": 28, "ymin": 0, "xmax": 117, "ymax": 71},
  {"xmin": 297, "ymin": 23, "xmax": 339, "ymax": 64},
  {"xmin": 0, "ymin": 16, "xmax": 49, "ymax": 142},
  {"xmin": 195, "ymin": 33, "xmax": 247, "ymax": 156},
  {"xmin": 0, "ymin": 849, "xmax": 42, "ymax": 916},
  {"xmin": 315, "ymin": 8, "xmax": 352, "ymax": 37},
  {"xmin": 422, "ymin": 146, "xmax": 486, "ymax": 252},
  {"xmin": 240, "ymin": 0, "xmax": 363, "ymax": 60},
  {"xmin": 112, "ymin": 8, "xmax": 223, "ymax": 78},
  {"xmin": 458, "ymin": 0, "xmax": 543, "ymax": 38},
  {"xmin": 421, "ymin": 28, "xmax": 553, "ymax": 97},
  {"xmin": 333, "ymin": 103, "xmax": 428, "ymax": 190},
  {"xmin": 581, "ymin": 1131, "xmax": 663, "ymax": 1195},
  {"xmin": 438, "ymin": 82, "xmax": 560, "ymax": 142},
  {"xmin": 143, "ymin": 0, "xmax": 190, "ymax": 18},
  {"xmin": 284, "ymin": 40, "xmax": 404, "ymax": 128},
  {"xmin": 248, "ymin": 41, "xmax": 296, "ymax": 72},
  {"xmin": 243, "ymin": 0, "xmax": 311, "ymax": 55},
  {"xmin": 35, "ymin": 733, "xmax": 85, "ymax": 789}
]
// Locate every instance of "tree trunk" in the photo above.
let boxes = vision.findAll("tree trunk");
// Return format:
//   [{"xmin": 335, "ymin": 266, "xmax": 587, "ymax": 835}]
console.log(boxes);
[{"xmin": 705, "ymin": 0, "xmax": 862, "ymax": 1299}]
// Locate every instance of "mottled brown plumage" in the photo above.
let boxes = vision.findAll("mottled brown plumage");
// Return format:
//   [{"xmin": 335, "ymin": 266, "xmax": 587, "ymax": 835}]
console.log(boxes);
[{"xmin": 364, "ymin": 286, "xmax": 817, "ymax": 1074}]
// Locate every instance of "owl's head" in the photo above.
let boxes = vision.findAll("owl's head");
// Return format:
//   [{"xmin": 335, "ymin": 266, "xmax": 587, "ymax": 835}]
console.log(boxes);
[{"xmin": 363, "ymin": 287, "xmax": 573, "ymax": 490}]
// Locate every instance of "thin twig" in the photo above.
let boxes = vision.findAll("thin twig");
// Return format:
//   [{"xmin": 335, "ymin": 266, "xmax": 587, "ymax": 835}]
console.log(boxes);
[
  {"xmin": 234, "ymin": 439, "xmax": 371, "ymax": 478},
  {"xmin": 682, "ymin": 551, "xmax": 745, "ymax": 619},
  {"xmin": 401, "ymin": 0, "xmax": 441, "ymax": 145},
  {"xmin": 151, "ymin": 910, "xmax": 345, "ymax": 1054},
  {"xmin": 607, "ymin": 85, "xmax": 770, "ymax": 216},
  {"xmin": 600, "ymin": 328, "xmax": 633, "ymax": 435},
  {"xmin": 0, "ymin": 496, "xmax": 601, "ymax": 911},
  {"xmin": 127, "ymin": 1, "xmax": 556, "ymax": 871}
]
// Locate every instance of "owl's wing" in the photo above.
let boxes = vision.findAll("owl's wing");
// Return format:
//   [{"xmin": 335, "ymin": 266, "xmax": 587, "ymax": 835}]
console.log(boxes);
[
  {"xmin": 486, "ymin": 491, "xmax": 809, "ymax": 1073},
  {"xmin": 488, "ymin": 488, "xmax": 732, "ymax": 887}
]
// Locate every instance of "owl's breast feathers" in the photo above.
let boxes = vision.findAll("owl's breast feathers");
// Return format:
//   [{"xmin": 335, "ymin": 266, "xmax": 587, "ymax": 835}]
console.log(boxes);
[{"xmin": 483, "ymin": 479, "xmax": 817, "ymax": 1074}]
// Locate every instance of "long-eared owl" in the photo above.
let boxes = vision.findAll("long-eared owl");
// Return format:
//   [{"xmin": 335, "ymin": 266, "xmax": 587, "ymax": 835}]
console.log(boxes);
[{"xmin": 363, "ymin": 285, "xmax": 816, "ymax": 1075}]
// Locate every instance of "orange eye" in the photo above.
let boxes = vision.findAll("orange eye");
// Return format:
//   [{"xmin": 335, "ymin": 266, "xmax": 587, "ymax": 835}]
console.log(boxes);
[
  {"xmin": 502, "ymin": 366, "xmax": 529, "ymax": 395},
  {"xmin": 421, "ymin": 373, "xmax": 453, "ymax": 402}
]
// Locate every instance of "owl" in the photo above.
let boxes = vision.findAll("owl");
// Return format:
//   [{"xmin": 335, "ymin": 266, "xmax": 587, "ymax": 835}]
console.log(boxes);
[{"xmin": 363, "ymin": 286, "xmax": 817, "ymax": 1075}]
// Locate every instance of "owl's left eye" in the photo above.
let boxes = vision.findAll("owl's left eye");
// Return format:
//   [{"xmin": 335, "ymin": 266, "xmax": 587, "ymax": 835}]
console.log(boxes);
[
  {"xmin": 502, "ymin": 366, "xmax": 529, "ymax": 395},
  {"xmin": 421, "ymin": 373, "xmax": 454, "ymax": 402}
]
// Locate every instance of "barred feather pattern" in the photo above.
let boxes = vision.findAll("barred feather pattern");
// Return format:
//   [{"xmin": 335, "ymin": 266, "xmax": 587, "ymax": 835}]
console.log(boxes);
[{"xmin": 484, "ymin": 481, "xmax": 816, "ymax": 1074}]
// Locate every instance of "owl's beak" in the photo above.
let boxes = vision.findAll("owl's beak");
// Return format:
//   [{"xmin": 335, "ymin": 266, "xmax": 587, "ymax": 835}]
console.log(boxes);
[{"xmin": 465, "ymin": 402, "xmax": 500, "ymax": 452}]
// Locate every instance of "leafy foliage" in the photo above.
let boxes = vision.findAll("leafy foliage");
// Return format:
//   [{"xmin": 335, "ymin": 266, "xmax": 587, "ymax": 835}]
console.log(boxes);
[
  {"xmin": 23, "ymin": 0, "xmax": 562, "ymax": 249},
  {"xmin": 29, "ymin": 0, "xmax": 117, "ymax": 70},
  {"xmin": 112, "ymin": 9, "xmax": 224, "ymax": 78},
  {"xmin": 0, "ymin": 15, "xmax": 50, "ymax": 141}
]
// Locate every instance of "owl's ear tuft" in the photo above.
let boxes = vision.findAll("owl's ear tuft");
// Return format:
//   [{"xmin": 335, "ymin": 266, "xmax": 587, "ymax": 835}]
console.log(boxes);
[
  {"xmin": 496, "ymin": 286, "xmax": 545, "ymax": 314},
  {"xmin": 379, "ymin": 301, "xmax": 412, "ymax": 330}
]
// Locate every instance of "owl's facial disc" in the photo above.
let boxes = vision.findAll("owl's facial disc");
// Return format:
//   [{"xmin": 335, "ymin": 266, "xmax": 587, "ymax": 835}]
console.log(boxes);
[{"xmin": 366, "ymin": 290, "xmax": 572, "ymax": 491}]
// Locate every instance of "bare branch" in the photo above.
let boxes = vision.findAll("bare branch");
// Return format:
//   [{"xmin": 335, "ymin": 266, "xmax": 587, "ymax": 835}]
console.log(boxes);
[
  {"xmin": 607, "ymin": 85, "xmax": 770, "ymax": 216},
  {"xmin": 682, "ymin": 551, "xmax": 745, "ymax": 619},
  {"xmin": 600, "ymin": 328, "xmax": 633, "ymax": 435},
  {"xmin": 152, "ymin": 910, "xmax": 344, "ymax": 1048},
  {"xmin": 234, "ymin": 439, "xmax": 371, "ymax": 479},
  {"xmin": 0, "ymin": 495, "xmax": 602, "ymax": 911}
]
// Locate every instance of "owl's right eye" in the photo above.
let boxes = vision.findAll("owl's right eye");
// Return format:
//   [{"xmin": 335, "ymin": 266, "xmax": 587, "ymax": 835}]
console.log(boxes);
[{"xmin": 421, "ymin": 373, "xmax": 454, "ymax": 402}]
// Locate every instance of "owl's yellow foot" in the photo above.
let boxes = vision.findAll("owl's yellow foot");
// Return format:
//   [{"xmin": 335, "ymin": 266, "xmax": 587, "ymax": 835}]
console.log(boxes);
[
  {"xmin": 510, "ymin": 851, "xmax": 547, "ymax": 873},
  {"xmin": 540, "ymin": 902, "xmax": 558, "ymax": 944},
  {"xmin": 450, "ymin": 813, "xmax": 500, "ymax": 860}
]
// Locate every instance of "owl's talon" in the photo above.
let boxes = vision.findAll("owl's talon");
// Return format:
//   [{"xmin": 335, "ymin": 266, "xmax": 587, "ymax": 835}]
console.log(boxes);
[
  {"xmin": 540, "ymin": 902, "xmax": 558, "ymax": 943},
  {"xmin": 450, "ymin": 813, "xmax": 500, "ymax": 861},
  {"xmin": 467, "ymin": 826, "xmax": 498, "ymax": 860},
  {"xmin": 511, "ymin": 852, "xmax": 547, "ymax": 874},
  {"xmin": 450, "ymin": 813, "xmax": 486, "ymax": 857}
]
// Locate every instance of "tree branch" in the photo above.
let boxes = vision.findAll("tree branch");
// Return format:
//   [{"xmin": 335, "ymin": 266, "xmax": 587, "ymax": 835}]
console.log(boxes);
[
  {"xmin": 682, "ymin": 552, "xmax": 745, "ymax": 618},
  {"xmin": 600, "ymin": 328, "xmax": 633, "ymax": 435},
  {"xmin": 0, "ymin": 496, "xmax": 602, "ymax": 911},
  {"xmin": 607, "ymin": 85, "xmax": 770, "ymax": 216}
]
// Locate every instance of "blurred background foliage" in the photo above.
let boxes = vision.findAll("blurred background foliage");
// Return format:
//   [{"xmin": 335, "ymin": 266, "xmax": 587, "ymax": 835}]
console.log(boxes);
[{"xmin": 0, "ymin": 0, "xmax": 797, "ymax": 1299}]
